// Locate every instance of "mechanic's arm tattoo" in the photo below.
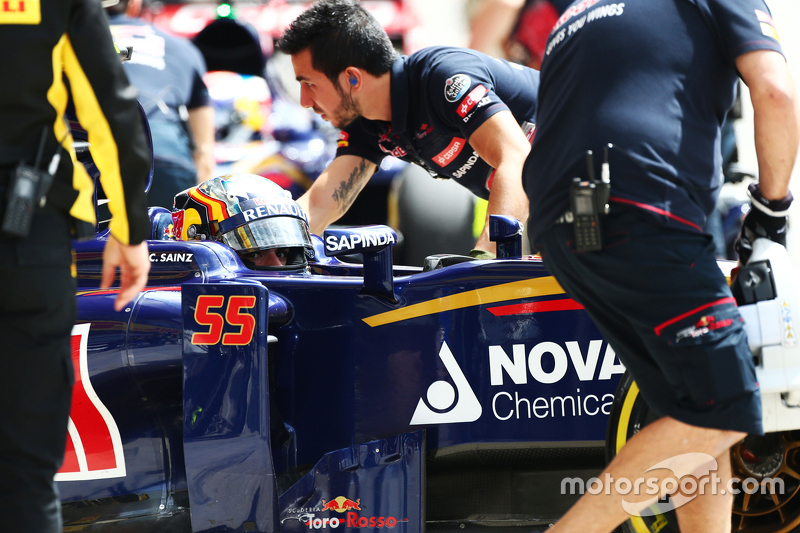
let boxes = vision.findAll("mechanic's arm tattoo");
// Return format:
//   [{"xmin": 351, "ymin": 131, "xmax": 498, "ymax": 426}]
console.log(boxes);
[{"xmin": 332, "ymin": 158, "xmax": 371, "ymax": 213}]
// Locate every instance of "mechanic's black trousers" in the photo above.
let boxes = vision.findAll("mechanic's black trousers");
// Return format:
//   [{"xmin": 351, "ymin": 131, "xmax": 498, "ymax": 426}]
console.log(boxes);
[{"xmin": 0, "ymin": 178, "xmax": 76, "ymax": 533}]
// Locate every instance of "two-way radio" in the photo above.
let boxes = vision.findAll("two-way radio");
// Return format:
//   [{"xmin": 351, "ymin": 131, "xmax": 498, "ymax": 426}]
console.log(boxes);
[
  {"xmin": 569, "ymin": 145, "xmax": 611, "ymax": 252},
  {"xmin": 2, "ymin": 127, "xmax": 62, "ymax": 238}
]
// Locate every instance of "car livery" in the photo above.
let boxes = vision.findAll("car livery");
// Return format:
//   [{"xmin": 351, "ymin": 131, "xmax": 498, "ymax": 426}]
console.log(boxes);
[{"xmin": 59, "ymin": 215, "xmax": 623, "ymax": 532}]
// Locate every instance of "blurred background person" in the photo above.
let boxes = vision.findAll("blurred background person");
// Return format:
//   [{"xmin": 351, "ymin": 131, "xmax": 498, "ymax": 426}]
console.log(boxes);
[
  {"xmin": 467, "ymin": 0, "xmax": 571, "ymax": 69},
  {"xmin": 105, "ymin": 0, "xmax": 215, "ymax": 209}
]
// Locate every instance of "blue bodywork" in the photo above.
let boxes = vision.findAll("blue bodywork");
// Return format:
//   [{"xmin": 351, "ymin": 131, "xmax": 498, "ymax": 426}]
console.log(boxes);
[{"xmin": 58, "ymin": 213, "xmax": 623, "ymax": 532}]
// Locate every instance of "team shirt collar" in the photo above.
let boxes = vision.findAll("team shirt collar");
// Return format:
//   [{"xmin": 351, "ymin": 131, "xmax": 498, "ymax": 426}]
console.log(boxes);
[{"xmin": 389, "ymin": 55, "xmax": 410, "ymax": 136}]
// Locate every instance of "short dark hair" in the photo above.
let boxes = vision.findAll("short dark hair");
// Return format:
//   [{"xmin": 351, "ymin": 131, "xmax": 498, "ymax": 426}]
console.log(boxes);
[{"xmin": 276, "ymin": 0, "xmax": 397, "ymax": 84}]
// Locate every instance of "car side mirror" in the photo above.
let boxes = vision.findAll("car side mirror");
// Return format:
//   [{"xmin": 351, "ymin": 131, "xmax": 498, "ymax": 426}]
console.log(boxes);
[
  {"xmin": 323, "ymin": 225, "xmax": 397, "ymax": 302},
  {"xmin": 490, "ymin": 215, "xmax": 524, "ymax": 258}
]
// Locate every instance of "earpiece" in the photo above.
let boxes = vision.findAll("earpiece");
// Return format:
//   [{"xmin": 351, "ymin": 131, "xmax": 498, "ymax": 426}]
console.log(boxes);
[{"xmin": 349, "ymin": 77, "xmax": 357, "ymax": 86}]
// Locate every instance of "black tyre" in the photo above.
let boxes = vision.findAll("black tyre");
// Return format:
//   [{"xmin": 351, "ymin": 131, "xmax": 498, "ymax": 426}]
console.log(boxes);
[
  {"xmin": 606, "ymin": 372, "xmax": 679, "ymax": 533},
  {"xmin": 393, "ymin": 164, "xmax": 477, "ymax": 266}
]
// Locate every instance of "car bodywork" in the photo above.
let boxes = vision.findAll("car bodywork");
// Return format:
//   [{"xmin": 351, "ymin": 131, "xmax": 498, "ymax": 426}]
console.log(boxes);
[{"xmin": 57, "ymin": 212, "xmax": 625, "ymax": 532}]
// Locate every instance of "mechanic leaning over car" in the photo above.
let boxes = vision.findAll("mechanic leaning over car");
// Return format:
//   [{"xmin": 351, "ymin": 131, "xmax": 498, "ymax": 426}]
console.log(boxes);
[
  {"xmin": 277, "ymin": 0, "xmax": 538, "ymax": 258},
  {"xmin": 0, "ymin": 0, "xmax": 151, "ymax": 530},
  {"xmin": 524, "ymin": 1, "xmax": 799, "ymax": 532},
  {"xmin": 171, "ymin": 173, "xmax": 315, "ymax": 270}
]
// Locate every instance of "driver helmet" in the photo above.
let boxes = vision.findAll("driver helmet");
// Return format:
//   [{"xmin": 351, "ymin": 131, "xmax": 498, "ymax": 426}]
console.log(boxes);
[{"xmin": 171, "ymin": 173, "xmax": 313, "ymax": 270}]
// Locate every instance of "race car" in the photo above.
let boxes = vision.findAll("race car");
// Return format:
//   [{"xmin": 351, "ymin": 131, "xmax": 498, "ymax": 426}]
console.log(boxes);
[
  {"xmin": 59, "ymin": 170, "xmax": 800, "ymax": 533},
  {"xmin": 57, "ymin": 26, "xmax": 800, "ymax": 532},
  {"xmin": 57, "ymin": 174, "xmax": 624, "ymax": 532}
]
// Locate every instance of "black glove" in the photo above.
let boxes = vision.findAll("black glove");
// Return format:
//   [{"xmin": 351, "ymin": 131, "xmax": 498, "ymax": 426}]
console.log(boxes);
[{"xmin": 734, "ymin": 182, "xmax": 792, "ymax": 265}]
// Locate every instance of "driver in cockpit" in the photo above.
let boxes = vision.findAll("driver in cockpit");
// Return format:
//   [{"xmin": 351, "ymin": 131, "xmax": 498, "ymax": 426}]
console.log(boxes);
[{"xmin": 170, "ymin": 173, "xmax": 314, "ymax": 270}]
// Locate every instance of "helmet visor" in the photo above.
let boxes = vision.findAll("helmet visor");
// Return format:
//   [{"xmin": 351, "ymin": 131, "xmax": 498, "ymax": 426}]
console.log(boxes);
[{"xmin": 220, "ymin": 216, "xmax": 311, "ymax": 253}]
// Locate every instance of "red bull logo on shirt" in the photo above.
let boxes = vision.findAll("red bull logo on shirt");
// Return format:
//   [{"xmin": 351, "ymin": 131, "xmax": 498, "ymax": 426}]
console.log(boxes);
[
  {"xmin": 675, "ymin": 314, "xmax": 736, "ymax": 342},
  {"xmin": 415, "ymin": 123, "xmax": 433, "ymax": 139},
  {"xmin": 377, "ymin": 133, "xmax": 407, "ymax": 158}
]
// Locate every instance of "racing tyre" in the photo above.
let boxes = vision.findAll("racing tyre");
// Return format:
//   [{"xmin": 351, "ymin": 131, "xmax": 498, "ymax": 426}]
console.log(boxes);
[
  {"xmin": 606, "ymin": 372, "xmax": 800, "ymax": 533},
  {"xmin": 394, "ymin": 163, "xmax": 477, "ymax": 266}
]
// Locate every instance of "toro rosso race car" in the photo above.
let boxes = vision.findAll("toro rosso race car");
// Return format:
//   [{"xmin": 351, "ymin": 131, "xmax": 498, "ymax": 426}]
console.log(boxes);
[
  {"xmin": 59, "ymin": 173, "xmax": 625, "ymax": 532},
  {"xmin": 59, "ymin": 169, "xmax": 800, "ymax": 533}
]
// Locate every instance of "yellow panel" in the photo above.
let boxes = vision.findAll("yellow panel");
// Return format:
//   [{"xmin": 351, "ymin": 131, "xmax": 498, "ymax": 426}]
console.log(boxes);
[
  {"xmin": 0, "ymin": 0, "xmax": 41, "ymax": 24},
  {"xmin": 181, "ymin": 208, "xmax": 203, "ymax": 240}
]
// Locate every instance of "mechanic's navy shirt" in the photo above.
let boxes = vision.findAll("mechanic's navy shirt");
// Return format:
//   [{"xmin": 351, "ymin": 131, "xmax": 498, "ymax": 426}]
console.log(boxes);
[
  {"xmin": 109, "ymin": 16, "xmax": 209, "ymax": 170},
  {"xmin": 337, "ymin": 47, "xmax": 540, "ymax": 200},
  {"xmin": 525, "ymin": 0, "xmax": 783, "ymax": 241}
]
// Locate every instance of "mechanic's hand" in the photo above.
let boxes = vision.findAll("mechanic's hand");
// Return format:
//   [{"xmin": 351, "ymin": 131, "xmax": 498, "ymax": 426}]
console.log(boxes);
[
  {"xmin": 469, "ymin": 248, "xmax": 496, "ymax": 260},
  {"xmin": 101, "ymin": 236, "xmax": 150, "ymax": 312},
  {"xmin": 735, "ymin": 182, "xmax": 792, "ymax": 265}
]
